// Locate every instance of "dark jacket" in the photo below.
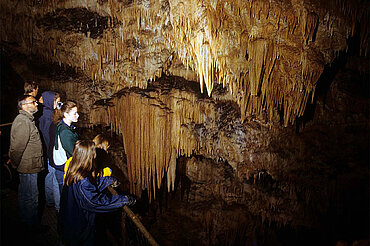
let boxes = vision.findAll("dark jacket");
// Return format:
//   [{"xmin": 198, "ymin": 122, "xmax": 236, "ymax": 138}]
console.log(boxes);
[
  {"xmin": 38, "ymin": 91, "xmax": 55, "ymax": 153},
  {"xmin": 58, "ymin": 176, "xmax": 133, "ymax": 246},
  {"xmin": 48, "ymin": 122, "xmax": 57, "ymax": 168},
  {"xmin": 9, "ymin": 110, "xmax": 44, "ymax": 173},
  {"xmin": 54, "ymin": 120, "xmax": 78, "ymax": 170}
]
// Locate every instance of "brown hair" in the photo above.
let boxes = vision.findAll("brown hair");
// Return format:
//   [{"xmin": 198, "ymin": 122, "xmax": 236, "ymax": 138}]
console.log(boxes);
[
  {"xmin": 52, "ymin": 109, "xmax": 62, "ymax": 124},
  {"xmin": 93, "ymin": 134, "xmax": 110, "ymax": 151},
  {"xmin": 54, "ymin": 100, "xmax": 77, "ymax": 123},
  {"xmin": 24, "ymin": 81, "xmax": 38, "ymax": 94},
  {"xmin": 64, "ymin": 140, "xmax": 96, "ymax": 186},
  {"xmin": 93, "ymin": 134, "xmax": 111, "ymax": 178},
  {"xmin": 54, "ymin": 92, "xmax": 60, "ymax": 102},
  {"xmin": 51, "ymin": 93, "xmax": 62, "ymax": 124}
]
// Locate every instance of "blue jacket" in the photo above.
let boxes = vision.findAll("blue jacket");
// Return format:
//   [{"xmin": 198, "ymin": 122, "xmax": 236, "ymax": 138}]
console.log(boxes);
[
  {"xmin": 38, "ymin": 91, "xmax": 55, "ymax": 152},
  {"xmin": 58, "ymin": 176, "xmax": 133, "ymax": 246}
]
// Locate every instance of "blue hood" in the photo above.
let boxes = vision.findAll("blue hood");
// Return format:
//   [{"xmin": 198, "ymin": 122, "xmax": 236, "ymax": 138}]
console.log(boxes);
[
  {"xmin": 42, "ymin": 91, "xmax": 56, "ymax": 110},
  {"xmin": 39, "ymin": 91, "xmax": 56, "ymax": 150}
]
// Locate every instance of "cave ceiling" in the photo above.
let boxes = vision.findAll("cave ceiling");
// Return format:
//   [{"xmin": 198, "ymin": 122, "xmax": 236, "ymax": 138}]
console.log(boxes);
[{"xmin": 1, "ymin": 0, "xmax": 368, "ymax": 126}]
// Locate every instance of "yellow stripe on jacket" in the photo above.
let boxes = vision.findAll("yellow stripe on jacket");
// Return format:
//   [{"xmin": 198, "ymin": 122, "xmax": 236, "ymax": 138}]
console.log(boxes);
[{"xmin": 63, "ymin": 157, "xmax": 112, "ymax": 184}]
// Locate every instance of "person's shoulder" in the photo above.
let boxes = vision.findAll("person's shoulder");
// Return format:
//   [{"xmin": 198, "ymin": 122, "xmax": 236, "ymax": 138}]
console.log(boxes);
[
  {"xmin": 13, "ymin": 113, "xmax": 23, "ymax": 121},
  {"xmin": 59, "ymin": 127, "xmax": 73, "ymax": 137},
  {"xmin": 78, "ymin": 178, "xmax": 96, "ymax": 190},
  {"xmin": 13, "ymin": 112, "xmax": 30, "ymax": 124},
  {"xmin": 58, "ymin": 122, "xmax": 69, "ymax": 132}
]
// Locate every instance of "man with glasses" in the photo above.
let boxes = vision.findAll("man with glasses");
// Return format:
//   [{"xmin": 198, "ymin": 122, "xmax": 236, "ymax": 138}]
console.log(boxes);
[{"xmin": 9, "ymin": 95, "xmax": 47, "ymax": 233}]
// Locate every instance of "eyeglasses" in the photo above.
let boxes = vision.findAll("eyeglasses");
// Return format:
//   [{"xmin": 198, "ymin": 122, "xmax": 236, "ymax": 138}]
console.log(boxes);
[{"xmin": 23, "ymin": 100, "xmax": 37, "ymax": 105}]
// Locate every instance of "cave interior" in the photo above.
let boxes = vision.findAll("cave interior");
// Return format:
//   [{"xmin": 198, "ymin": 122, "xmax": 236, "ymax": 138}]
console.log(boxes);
[{"xmin": 0, "ymin": 0, "xmax": 369, "ymax": 245}]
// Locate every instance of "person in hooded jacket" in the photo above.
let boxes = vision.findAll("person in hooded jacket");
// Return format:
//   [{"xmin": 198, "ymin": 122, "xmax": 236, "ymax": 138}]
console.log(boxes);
[
  {"xmin": 38, "ymin": 91, "xmax": 61, "ymax": 211},
  {"xmin": 58, "ymin": 140, "xmax": 135, "ymax": 246}
]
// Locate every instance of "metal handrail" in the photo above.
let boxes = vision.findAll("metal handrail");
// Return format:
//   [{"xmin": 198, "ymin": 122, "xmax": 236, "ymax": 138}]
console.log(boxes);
[
  {"xmin": 122, "ymin": 206, "xmax": 159, "ymax": 246},
  {"xmin": 108, "ymin": 186, "xmax": 159, "ymax": 246},
  {"xmin": 0, "ymin": 122, "xmax": 12, "ymax": 127}
]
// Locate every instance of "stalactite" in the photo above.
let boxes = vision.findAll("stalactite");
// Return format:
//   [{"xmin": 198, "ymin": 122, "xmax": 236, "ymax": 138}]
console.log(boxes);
[
  {"xmin": 302, "ymin": 10, "xmax": 319, "ymax": 44},
  {"xmin": 90, "ymin": 88, "xmax": 216, "ymax": 199}
]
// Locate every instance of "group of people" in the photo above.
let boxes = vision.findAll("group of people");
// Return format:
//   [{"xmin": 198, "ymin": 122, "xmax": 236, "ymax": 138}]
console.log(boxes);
[{"xmin": 8, "ymin": 81, "xmax": 135, "ymax": 245}]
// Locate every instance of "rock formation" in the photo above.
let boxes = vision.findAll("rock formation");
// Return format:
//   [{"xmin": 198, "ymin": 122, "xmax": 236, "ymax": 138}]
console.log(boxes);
[{"xmin": 1, "ymin": 0, "xmax": 368, "ymax": 245}]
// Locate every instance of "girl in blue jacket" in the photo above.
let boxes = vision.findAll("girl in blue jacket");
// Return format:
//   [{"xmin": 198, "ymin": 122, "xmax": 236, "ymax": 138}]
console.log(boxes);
[{"xmin": 58, "ymin": 140, "xmax": 135, "ymax": 246}]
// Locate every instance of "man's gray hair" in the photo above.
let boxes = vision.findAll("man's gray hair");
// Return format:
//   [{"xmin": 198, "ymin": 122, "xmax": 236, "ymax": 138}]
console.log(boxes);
[{"xmin": 17, "ymin": 95, "xmax": 34, "ymax": 109}]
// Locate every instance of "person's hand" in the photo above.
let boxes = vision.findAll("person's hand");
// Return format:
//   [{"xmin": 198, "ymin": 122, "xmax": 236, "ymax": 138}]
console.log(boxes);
[
  {"xmin": 111, "ymin": 180, "xmax": 120, "ymax": 188},
  {"xmin": 127, "ymin": 196, "xmax": 136, "ymax": 206}
]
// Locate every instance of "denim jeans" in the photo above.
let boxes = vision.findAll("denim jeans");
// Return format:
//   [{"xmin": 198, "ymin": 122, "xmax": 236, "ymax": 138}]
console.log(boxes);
[
  {"xmin": 55, "ymin": 169, "xmax": 64, "ymax": 195},
  {"xmin": 18, "ymin": 173, "xmax": 39, "ymax": 228},
  {"xmin": 45, "ymin": 162, "xmax": 60, "ymax": 211}
]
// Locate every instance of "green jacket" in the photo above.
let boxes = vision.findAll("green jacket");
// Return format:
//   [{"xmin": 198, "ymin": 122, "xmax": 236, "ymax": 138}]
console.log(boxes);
[
  {"xmin": 9, "ymin": 110, "xmax": 44, "ymax": 173},
  {"xmin": 55, "ymin": 120, "xmax": 78, "ymax": 159}
]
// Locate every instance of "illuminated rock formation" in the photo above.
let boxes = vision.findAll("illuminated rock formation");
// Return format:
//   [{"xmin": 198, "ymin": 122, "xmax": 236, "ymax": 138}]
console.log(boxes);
[
  {"xmin": 1, "ymin": 0, "xmax": 367, "ymax": 124},
  {"xmin": 1, "ymin": 0, "xmax": 368, "ymax": 244}
]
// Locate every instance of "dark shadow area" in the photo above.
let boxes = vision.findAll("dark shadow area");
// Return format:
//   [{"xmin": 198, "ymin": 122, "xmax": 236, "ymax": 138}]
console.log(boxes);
[
  {"xmin": 296, "ymin": 23, "xmax": 369, "ymax": 130},
  {"xmin": 36, "ymin": 8, "xmax": 119, "ymax": 39}
]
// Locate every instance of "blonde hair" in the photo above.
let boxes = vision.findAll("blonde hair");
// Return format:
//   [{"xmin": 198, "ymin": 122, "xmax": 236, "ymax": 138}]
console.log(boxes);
[
  {"xmin": 64, "ymin": 140, "xmax": 96, "ymax": 186},
  {"xmin": 93, "ymin": 134, "xmax": 110, "ymax": 151}
]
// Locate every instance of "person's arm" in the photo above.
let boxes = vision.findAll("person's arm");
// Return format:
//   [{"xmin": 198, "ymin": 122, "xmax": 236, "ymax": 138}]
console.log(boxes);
[
  {"xmin": 77, "ymin": 177, "xmax": 135, "ymax": 212},
  {"xmin": 95, "ymin": 176, "xmax": 116, "ymax": 191},
  {"xmin": 48, "ymin": 123, "xmax": 56, "ymax": 162},
  {"xmin": 60, "ymin": 129, "xmax": 78, "ymax": 158},
  {"xmin": 9, "ymin": 118, "xmax": 30, "ymax": 169},
  {"xmin": 63, "ymin": 157, "xmax": 72, "ymax": 184}
]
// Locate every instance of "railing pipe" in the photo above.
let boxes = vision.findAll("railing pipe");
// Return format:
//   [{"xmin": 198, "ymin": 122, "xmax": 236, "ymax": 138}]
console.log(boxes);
[
  {"xmin": 0, "ymin": 122, "xmax": 12, "ymax": 127},
  {"xmin": 108, "ymin": 186, "xmax": 159, "ymax": 246},
  {"xmin": 123, "ymin": 205, "xmax": 159, "ymax": 246}
]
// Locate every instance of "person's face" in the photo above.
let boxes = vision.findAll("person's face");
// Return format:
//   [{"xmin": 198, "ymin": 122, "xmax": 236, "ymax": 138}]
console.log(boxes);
[
  {"xmin": 53, "ymin": 97, "xmax": 61, "ymax": 109},
  {"xmin": 64, "ymin": 107, "xmax": 79, "ymax": 123},
  {"xmin": 102, "ymin": 141, "xmax": 110, "ymax": 151},
  {"xmin": 31, "ymin": 87, "xmax": 39, "ymax": 97},
  {"xmin": 22, "ymin": 97, "xmax": 38, "ymax": 114}
]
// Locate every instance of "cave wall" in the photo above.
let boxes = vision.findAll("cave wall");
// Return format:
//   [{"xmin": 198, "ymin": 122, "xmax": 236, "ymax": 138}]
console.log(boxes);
[{"xmin": 1, "ymin": 0, "xmax": 369, "ymax": 245}]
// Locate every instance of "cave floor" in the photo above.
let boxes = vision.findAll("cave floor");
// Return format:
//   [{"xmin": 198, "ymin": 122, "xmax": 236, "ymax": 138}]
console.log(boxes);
[
  {"xmin": 0, "ymin": 174, "xmax": 129, "ymax": 246},
  {"xmin": 1, "ymin": 186, "xmax": 59, "ymax": 246}
]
